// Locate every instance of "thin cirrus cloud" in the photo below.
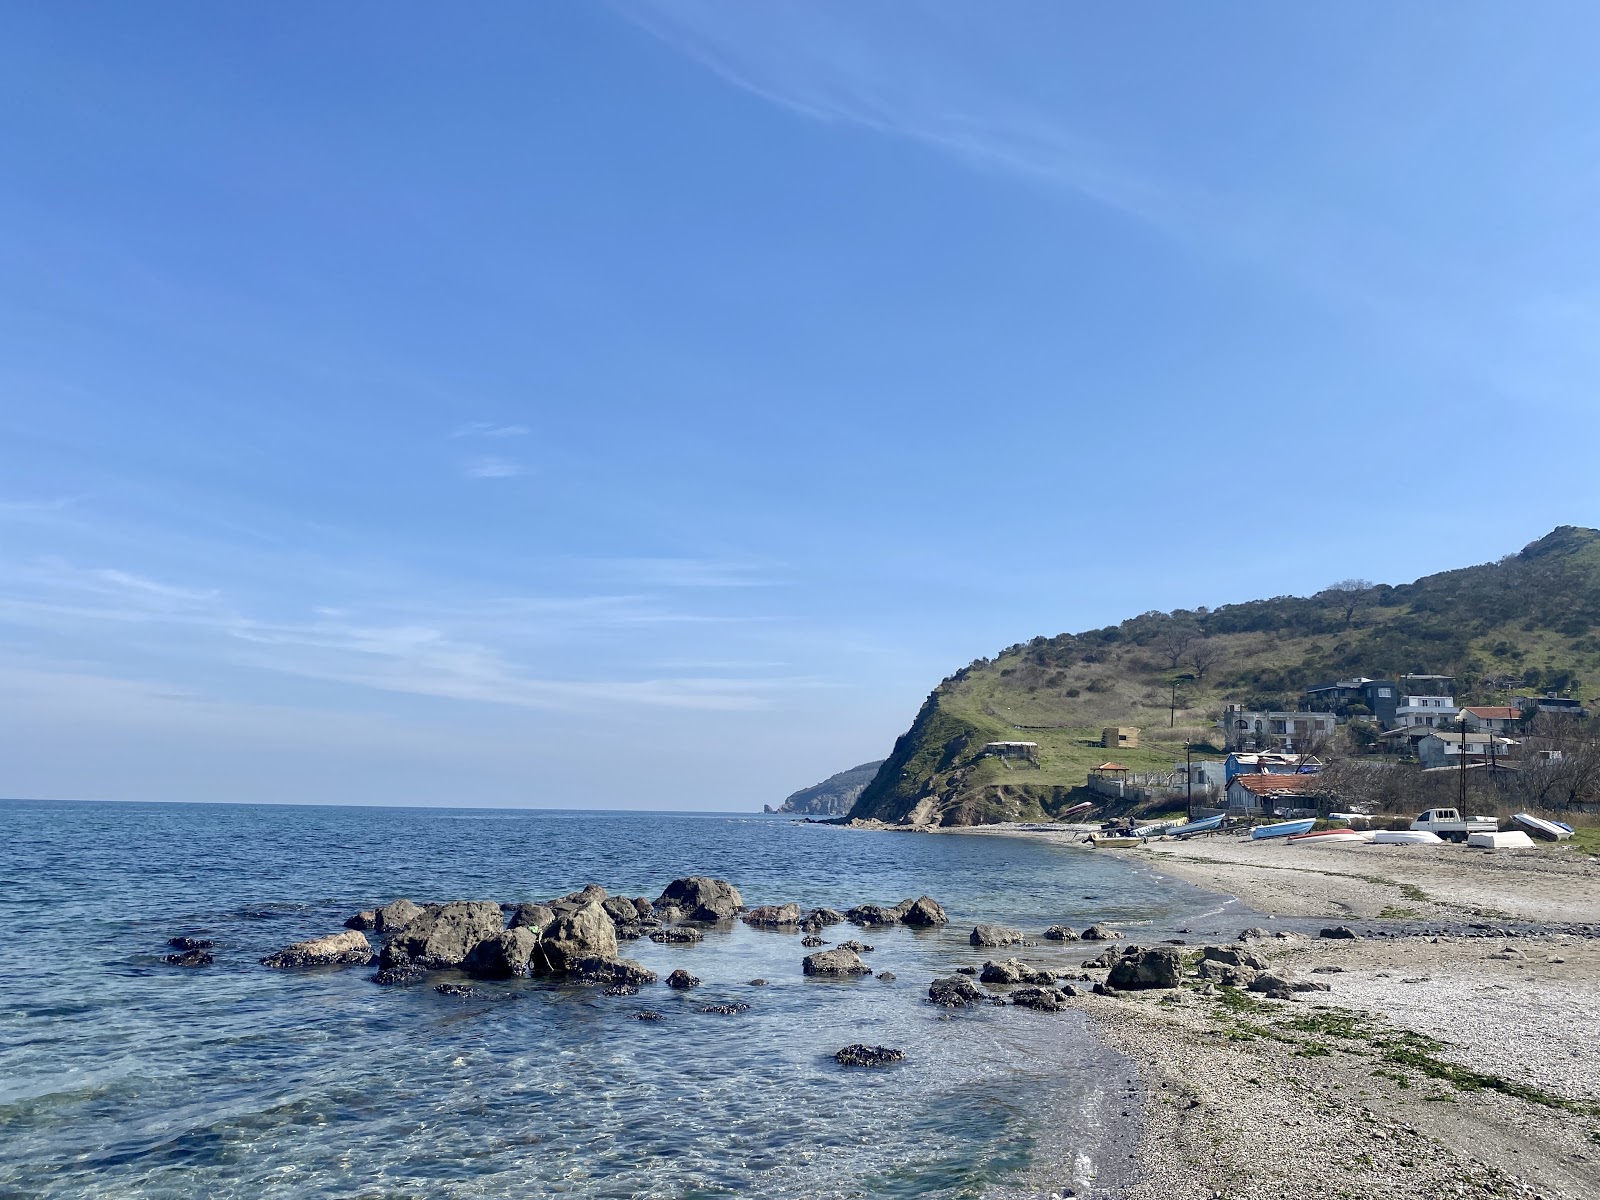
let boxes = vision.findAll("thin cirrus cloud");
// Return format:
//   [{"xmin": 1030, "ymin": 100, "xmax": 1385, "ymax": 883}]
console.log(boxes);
[
  {"xmin": 0, "ymin": 557, "xmax": 798, "ymax": 713},
  {"xmin": 460, "ymin": 455, "xmax": 525, "ymax": 479},
  {"xmin": 451, "ymin": 421, "xmax": 531, "ymax": 438}
]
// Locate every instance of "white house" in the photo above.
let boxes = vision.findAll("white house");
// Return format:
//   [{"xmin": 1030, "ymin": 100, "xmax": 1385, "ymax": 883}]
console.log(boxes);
[
  {"xmin": 1460, "ymin": 706, "xmax": 1520, "ymax": 733},
  {"xmin": 1416, "ymin": 731, "xmax": 1519, "ymax": 769},
  {"xmin": 1391, "ymin": 694, "xmax": 1458, "ymax": 728},
  {"xmin": 1219, "ymin": 705, "xmax": 1338, "ymax": 751}
]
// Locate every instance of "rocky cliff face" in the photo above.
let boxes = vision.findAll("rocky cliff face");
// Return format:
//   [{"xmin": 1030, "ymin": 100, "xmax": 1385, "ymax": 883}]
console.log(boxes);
[{"xmin": 766, "ymin": 761, "xmax": 885, "ymax": 815}]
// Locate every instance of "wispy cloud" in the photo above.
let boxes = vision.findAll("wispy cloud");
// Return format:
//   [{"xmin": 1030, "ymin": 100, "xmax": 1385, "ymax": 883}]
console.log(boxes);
[
  {"xmin": 587, "ymin": 556, "xmax": 784, "ymax": 589},
  {"xmin": 452, "ymin": 421, "xmax": 531, "ymax": 438},
  {"xmin": 461, "ymin": 455, "xmax": 525, "ymax": 479}
]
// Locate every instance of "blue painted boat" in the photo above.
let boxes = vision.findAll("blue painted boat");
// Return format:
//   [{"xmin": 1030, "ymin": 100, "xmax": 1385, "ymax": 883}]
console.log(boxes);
[
  {"xmin": 1166, "ymin": 813, "xmax": 1225, "ymax": 837},
  {"xmin": 1250, "ymin": 818, "xmax": 1315, "ymax": 840}
]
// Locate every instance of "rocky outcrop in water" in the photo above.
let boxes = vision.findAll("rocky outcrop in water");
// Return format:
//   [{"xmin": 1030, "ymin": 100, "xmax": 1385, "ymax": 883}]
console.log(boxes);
[
  {"xmin": 834, "ymin": 1043, "xmax": 904, "ymax": 1066},
  {"xmin": 347, "ymin": 898, "xmax": 425, "ymax": 933},
  {"xmin": 262, "ymin": 930, "xmax": 373, "ymax": 969},
  {"xmin": 379, "ymin": 901, "xmax": 504, "ymax": 971},
  {"xmin": 506, "ymin": 903, "xmax": 557, "ymax": 932},
  {"xmin": 970, "ymin": 924, "xmax": 1023, "ymax": 948},
  {"xmin": 462, "ymin": 928, "xmax": 541, "ymax": 978},
  {"xmin": 538, "ymin": 895, "xmax": 619, "ymax": 972},
  {"xmin": 899, "ymin": 896, "xmax": 948, "ymax": 927},
  {"xmin": 1011, "ymin": 985, "xmax": 1073, "ymax": 1011},
  {"xmin": 666, "ymin": 969, "xmax": 700, "ymax": 989},
  {"xmin": 928, "ymin": 975, "xmax": 985, "ymax": 1006},
  {"xmin": 743, "ymin": 903, "xmax": 803, "ymax": 927},
  {"xmin": 163, "ymin": 948, "xmax": 214, "ymax": 967},
  {"xmin": 802, "ymin": 948, "xmax": 870, "ymax": 976},
  {"xmin": 655, "ymin": 878, "xmax": 743, "ymax": 923},
  {"xmin": 979, "ymin": 958, "xmax": 1056, "ymax": 985},
  {"xmin": 649, "ymin": 928, "xmax": 702, "ymax": 944},
  {"xmin": 570, "ymin": 956, "xmax": 657, "ymax": 987},
  {"xmin": 1080, "ymin": 924, "xmax": 1121, "ymax": 941},
  {"xmin": 1043, "ymin": 926, "xmax": 1078, "ymax": 941}
]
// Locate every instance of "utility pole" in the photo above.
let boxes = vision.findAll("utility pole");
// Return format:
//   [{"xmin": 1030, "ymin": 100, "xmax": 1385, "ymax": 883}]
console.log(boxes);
[
  {"xmin": 1185, "ymin": 740, "xmax": 1194, "ymax": 821},
  {"xmin": 1459, "ymin": 713, "xmax": 1468, "ymax": 812}
]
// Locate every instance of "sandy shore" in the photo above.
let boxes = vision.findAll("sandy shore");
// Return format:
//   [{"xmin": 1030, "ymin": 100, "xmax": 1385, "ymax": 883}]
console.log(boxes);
[{"xmin": 952, "ymin": 826, "xmax": 1600, "ymax": 1198}]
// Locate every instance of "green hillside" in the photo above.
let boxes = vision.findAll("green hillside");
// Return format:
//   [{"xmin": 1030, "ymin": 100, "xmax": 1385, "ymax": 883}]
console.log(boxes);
[{"xmin": 849, "ymin": 526, "xmax": 1600, "ymax": 826}]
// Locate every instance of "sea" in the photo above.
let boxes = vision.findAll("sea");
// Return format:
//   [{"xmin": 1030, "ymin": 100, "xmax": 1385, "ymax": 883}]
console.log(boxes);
[{"xmin": 0, "ymin": 800, "xmax": 1245, "ymax": 1199}]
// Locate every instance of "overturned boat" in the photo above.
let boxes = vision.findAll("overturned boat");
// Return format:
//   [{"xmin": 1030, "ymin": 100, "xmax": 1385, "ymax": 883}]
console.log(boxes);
[
  {"xmin": 1250, "ymin": 818, "xmax": 1315, "ymax": 840},
  {"xmin": 1511, "ymin": 813, "xmax": 1572, "ymax": 841}
]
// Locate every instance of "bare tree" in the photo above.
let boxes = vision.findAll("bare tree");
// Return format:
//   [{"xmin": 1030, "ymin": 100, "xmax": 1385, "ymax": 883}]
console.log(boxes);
[
  {"xmin": 1155, "ymin": 620, "xmax": 1200, "ymax": 670},
  {"xmin": 1322, "ymin": 579, "xmax": 1374, "ymax": 627},
  {"xmin": 1188, "ymin": 639, "xmax": 1223, "ymax": 682}
]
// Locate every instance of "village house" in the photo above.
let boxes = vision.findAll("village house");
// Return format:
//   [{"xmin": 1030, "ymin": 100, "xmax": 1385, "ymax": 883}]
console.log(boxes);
[
  {"xmin": 1460, "ymin": 705, "xmax": 1521, "ymax": 734},
  {"xmin": 1219, "ymin": 704, "xmax": 1337, "ymax": 751},
  {"xmin": 1391, "ymin": 693, "xmax": 1458, "ymax": 728},
  {"xmin": 1518, "ymin": 695, "xmax": 1591, "ymax": 720},
  {"xmin": 1304, "ymin": 677, "xmax": 1399, "ymax": 726},
  {"xmin": 1415, "ymin": 730, "xmax": 1520, "ymax": 769},
  {"xmin": 1223, "ymin": 751, "xmax": 1322, "ymax": 782},
  {"xmin": 1225, "ymin": 772, "xmax": 1321, "ymax": 817}
]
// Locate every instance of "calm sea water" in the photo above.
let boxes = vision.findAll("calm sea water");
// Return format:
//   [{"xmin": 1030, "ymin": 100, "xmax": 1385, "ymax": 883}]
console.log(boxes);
[{"xmin": 0, "ymin": 801, "xmax": 1238, "ymax": 1199}]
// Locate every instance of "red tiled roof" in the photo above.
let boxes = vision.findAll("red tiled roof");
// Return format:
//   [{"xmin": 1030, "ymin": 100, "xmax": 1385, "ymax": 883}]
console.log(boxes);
[
  {"xmin": 1095, "ymin": 762, "xmax": 1128, "ymax": 771},
  {"xmin": 1462, "ymin": 706, "xmax": 1519, "ymax": 720},
  {"xmin": 1230, "ymin": 774, "xmax": 1316, "ymax": 795}
]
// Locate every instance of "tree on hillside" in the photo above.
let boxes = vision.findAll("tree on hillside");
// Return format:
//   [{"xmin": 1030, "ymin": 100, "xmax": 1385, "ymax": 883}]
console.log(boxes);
[
  {"xmin": 1155, "ymin": 620, "xmax": 1200, "ymax": 670},
  {"xmin": 1322, "ymin": 579, "xmax": 1375, "ymax": 627},
  {"xmin": 1187, "ymin": 639, "xmax": 1224, "ymax": 682}
]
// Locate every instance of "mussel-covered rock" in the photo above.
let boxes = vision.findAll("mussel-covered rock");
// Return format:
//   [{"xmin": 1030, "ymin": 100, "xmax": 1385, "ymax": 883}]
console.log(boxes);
[
  {"xmin": 835, "ymin": 1044, "xmax": 904, "ymax": 1067},
  {"xmin": 261, "ymin": 930, "xmax": 373, "ymax": 970}
]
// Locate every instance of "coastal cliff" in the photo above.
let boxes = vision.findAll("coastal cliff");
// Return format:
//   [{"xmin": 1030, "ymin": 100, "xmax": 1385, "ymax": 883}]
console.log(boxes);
[
  {"xmin": 849, "ymin": 525, "xmax": 1600, "ymax": 827},
  {"xmin": 766, "ymin": 761, "xmax": 884, "ymax": 815}
]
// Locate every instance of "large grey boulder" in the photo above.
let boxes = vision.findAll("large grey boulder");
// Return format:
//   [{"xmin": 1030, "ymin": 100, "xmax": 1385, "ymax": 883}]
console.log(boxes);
[
  {"xmin": 970, "ymin": 924, "xmax": 1024, "ymax": 948},
  {"xmin": 1043, "ymin": 925, "xmax": 1079, "ymax": 941},
  {"xmin": 655, "ymin": 877, "xmax": 743, "ymax": 922},
  {"xmin": 603, "ymin": 896, "xmax": 643, "ymax": 926},
  {"xmin": 1201, "ymin": 945, "xmax": 1269, "ymax": 971},
  {"xmin": 743, "ymin": 903, "xmax": 804, "ymax": 927},
  {"xmin": 846, "ymin": 904, "xmax": 899, "ymax": 926},
  {"xmin": 802, "ymin": 948, "xmax": 871, "ymax": 977},
  {"xmin": 1011, "ymin": 986, "xmax": 1073, "ymax": 1011},
  {"xmin": 463, "ymin": 928, "xmax": 541, "ymax": 978},
  {"xmin": 1106, "ymin": 946, "xmax": 1183, "ymax": 990},
  {"xmin": 379, "ymin": 901, "xmax": 504, "ymax": 971},
  {"xmin": 899, "ymin": 896, "xmax": 949, "ymax": 927},
  {"xmin": 538, "ymin": 896, "xmax": 618, "ymax": 972},
  {"xmin": 1248, "ymin": 971, "xmax": 1332, "ymax": 1000},
  {"xmin": 507, "ymin": 903, "xmax": 558, "ymax": 933},
  {"xmin": 262, "ymin": 930, "xmax": 373, "ymax": 969},
  {"xmin": 1197, "ymin": 958, "xmax": 1258, "ymax": 987},
  {"xmin": 348, "ymin": 898, "xmax": 426, "ymax": 933}
]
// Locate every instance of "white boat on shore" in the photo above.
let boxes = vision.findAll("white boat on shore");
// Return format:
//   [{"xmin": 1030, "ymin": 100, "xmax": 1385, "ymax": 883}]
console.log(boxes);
[
  {"xmin": 1468, "ymin": 831, "xmax": 1536, "ymax": 850},
  {"xmin": 1372, "ymin": 830, "xmax": 1444, "ymax": 845},
  {"xmin": 1250, "ymin": 818, "xmax": 1315, "ymax": 840},
  {"xmin": 1511, "ymin": 813, "xmax": 1572, "ymax": 841},
  {"xmin": 1287, "ymin": 827, "xmax": 1372, "ymax": 844},
  {"xmin": 1165, "ymin": 813, "xmax": 1225, "ymax": 837}
]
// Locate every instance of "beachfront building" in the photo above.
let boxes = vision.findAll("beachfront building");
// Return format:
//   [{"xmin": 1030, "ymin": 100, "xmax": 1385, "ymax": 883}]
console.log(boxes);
[{"xmin": 1225, "ymin": 773, "xmax": 1320, "ymax": 817}]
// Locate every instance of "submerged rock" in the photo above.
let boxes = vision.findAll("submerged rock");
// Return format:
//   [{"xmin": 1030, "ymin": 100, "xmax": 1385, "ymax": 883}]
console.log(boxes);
[
  {"xmin": 835, "ymin": 1044, "xmax": 904, "ymax": 1067},
  {"xmin": 802, "ymin": 948, "xmax": 871, "ymax": 977},
  {"xmin": 371, "ymin": 965, "xmax": 426, "ymax": 987},
  {"xmin": 800, "ymin": 935, "xmax": 825, "ymax": 948},
  {"xmin": 167, "ymin": 936, "xmax": 214, "ymax": 951},
  {"xmin": 649, "ymin": 928, "xmax": 703, "ymax": 944},
  {"xmin": 434, "ymin": 982, "xmax": 482, "ymax": 998},
  {"xmin": 700, "ymin": 1001, "xmax": 750, "ymax": 1015},
  {"xmin": 835, "ymin": 940, "xmax": 874, "ymax": 953},
  {"xmin": 261, "ymin": 930, "xmax": 373, "ymax": 969},
  {"xmin": 568, "ymin": 956, "xmax": 657, "ymax": 987},
  {"xmin": 162, "ymin": 948, "xmax": 214, "ymax": 967},
  {"xmin": 876, "ymin": 971, "xmax": 896, "ymax": 982},
  {"xmin": 1106, "ymin": 947, "xmax": 1182, "ymax": 990},
  {"xmin": 655, "ymin": 877, "xmax": 743, "ymax": 923},
  {"xmin": 666, "ymin": 969, "xmax": 700, "ymax": 990},
  {"xmin": 970, "ymin": 924, "xmax": 1024, "ymax": 948},
  {"xmin": 605, "ymin": 983, "xmax": 638, "ymax": 996},
  {"xmin": 634, "ymin": 1009, "xmax": 663, "ymax": 1021},
  {"xmin": 805, "ymin": 907, "xmax": 846, "ymax": 927}
]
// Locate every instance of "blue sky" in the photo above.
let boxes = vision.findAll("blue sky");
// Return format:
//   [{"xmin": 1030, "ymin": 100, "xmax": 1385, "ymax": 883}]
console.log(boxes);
[{"xmin": 3, "ymin": 3, "xmax": 1598, "ymax": 809}]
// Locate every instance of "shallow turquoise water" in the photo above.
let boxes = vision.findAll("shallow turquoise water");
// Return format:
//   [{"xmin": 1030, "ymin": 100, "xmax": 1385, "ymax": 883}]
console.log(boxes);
[{"xmin": 0, "ymin": 801, "xmax": 1232, "ymax": 1198}]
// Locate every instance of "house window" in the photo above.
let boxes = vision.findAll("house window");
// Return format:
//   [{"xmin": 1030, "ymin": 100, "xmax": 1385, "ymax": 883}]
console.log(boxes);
[{"xmin": 1378, "ymin": 688, "xmax": 1392, "ymax": 698}]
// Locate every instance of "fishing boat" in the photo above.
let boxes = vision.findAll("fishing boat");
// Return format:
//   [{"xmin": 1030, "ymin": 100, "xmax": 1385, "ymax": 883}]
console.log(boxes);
[
  {"xmin": 1372, "ymin": 829, "xmax": 1444, "ymax": 845},
  {"xmin": 1060, "ymin": 802, "xmax": 1096, "ymax": 820},
  {"xmin": 1165, "ymin": 813, "xmax": 1225, "ymax": 837},
  {"xmin": 1250, "ymin": 818, "xmax": 1315, "ymax": 840},
  {"xmin": 1132, "ymin": 822, "xmax": 1170, "ymax": 838},
  {"xmin": 1286, "ymin": 826, "xmax": 1367, "ymax": 844},
  {"xmin": 1467, "ymin": 831, "xmax": 1535, "ymax": 850},
  {"xmin": 1091, "ymin": 836, "xmax": 1144, "ymax": 849},
  {"xmin": 1553, "ymin": 821, "xmax": 1576, "ymax": 835},
  {"xmin": 1511, "ymin": 813, "xmax": 1572, "ymax": 841}
]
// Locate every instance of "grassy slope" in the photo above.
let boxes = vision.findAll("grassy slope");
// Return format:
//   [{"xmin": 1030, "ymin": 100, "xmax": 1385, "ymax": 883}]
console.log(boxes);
[{"xmin": 851, "ymin": 526, "xmax": 1600, "ymax": 826}]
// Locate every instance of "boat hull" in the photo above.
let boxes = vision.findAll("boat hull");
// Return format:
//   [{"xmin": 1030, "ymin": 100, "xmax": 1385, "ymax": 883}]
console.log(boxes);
[
  {"xmin": 1287, "ymin": 828, "xmax": 1368, "ymax": 843},
  {"xmin": 1092, "ymin": 837, "xmax": 1143, "ymax": 848},
  {"xmin": 1511, "ymin": 813, "xmax": 1571, "ymax": 841},
  {"xmin": 1251, "ymin": 818, "xmax": 1316, "ymax": 840},
  {"xmin": 1166, "ymin": 814, "xmax": 1225, "ymax": 837},
  {"xmin": 1373, "ymin": 830, "xmax": 1443, "ymax": 845},
  {"xmin": 1468, "ymin": 831, "xmax": 1535, "ymax": 850}
]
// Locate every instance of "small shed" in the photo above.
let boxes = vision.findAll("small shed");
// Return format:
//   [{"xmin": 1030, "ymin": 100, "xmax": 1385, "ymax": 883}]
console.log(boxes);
[
  {"xmin": 1102, "ymin": 727, "xmax": 1140, "ymax": 750},
  {"xmin": 981, "ymin": 741, "xmax": 1039, "ymax": 763}
]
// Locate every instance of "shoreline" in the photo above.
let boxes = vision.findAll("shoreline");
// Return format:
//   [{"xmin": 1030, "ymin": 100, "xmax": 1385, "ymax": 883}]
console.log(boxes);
[{"xmin": 950, "ymin": 824, "xmax": 1600, "ymax": 1198}]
